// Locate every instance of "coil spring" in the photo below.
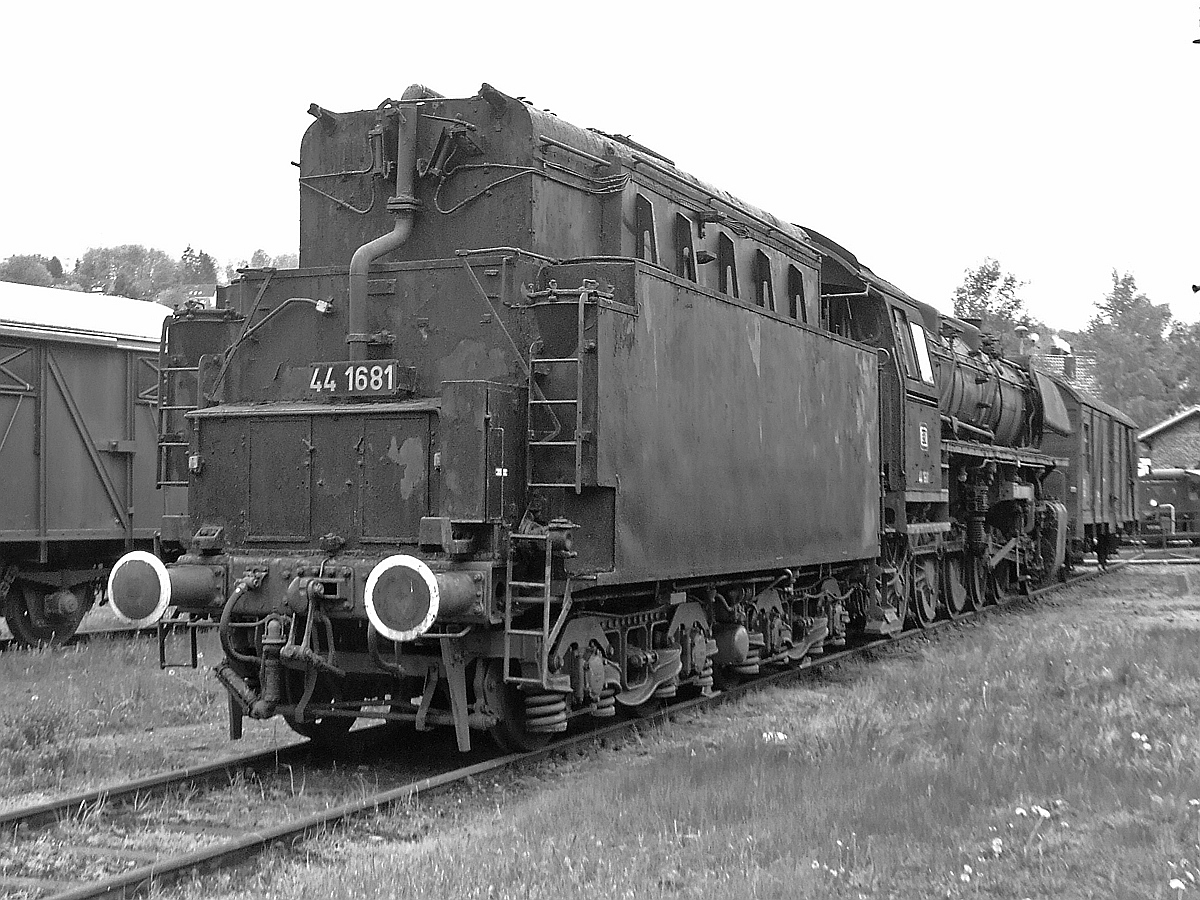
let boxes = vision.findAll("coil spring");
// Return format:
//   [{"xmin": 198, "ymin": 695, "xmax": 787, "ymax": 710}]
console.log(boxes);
[
  {"xmin": 730, "ymin": 645, "xmax": 762, "ymax": 677},
  {"xmin": 524, "ymin": 691, "xmax": 568, "ymax": 733},
  {"xmin": 695, "ymin": 655, "xmax": 715, "ymax": 694},
  {"xmin": 592, "ymin": 686, "xmax": 616, "ymax": 718}
]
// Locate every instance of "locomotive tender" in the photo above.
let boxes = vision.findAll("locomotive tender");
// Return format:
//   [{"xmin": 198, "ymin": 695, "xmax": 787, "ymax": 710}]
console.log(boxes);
[
  {"xmin": 0, "ymin": 284, "xmax": 186, "ymax": 646},
  {"xmin": 108, "ymin": 83, "xmax": 1134, "ymax": 750}
]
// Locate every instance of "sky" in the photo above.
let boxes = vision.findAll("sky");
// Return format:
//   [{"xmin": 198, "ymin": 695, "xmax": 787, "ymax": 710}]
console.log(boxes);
[{"xmin": 1, "ymin": 1, "xmax": 1196, "ymax": 334}]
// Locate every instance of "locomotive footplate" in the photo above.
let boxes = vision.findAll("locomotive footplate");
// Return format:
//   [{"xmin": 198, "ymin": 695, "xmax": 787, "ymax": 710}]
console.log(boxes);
[{"xmin": 943, "ymin": 439, "xmax": 1067, "ymax": 470}]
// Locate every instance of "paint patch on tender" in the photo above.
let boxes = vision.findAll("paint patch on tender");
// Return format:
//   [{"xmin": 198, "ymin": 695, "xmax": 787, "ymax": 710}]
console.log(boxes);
[
  {"xmin": 747, "ymin": 318, "xmax": 762, "ymax": 377},
  {"xmin": 387, "ymin": 435, "xmax": 427, "ymax": 500},
  {"xmin": 438, "ymin": 338, "xmax": 510, "ymax": 384}
]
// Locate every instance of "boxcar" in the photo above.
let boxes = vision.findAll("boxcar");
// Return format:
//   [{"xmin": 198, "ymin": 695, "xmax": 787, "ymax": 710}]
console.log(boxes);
[
  {"xmin": 0, "ymin": 283, "xmax": 186, "ymax": 644},
  {"xmin": 1040, "ymin": 381, "xmax": 1138, "ymax": 561}
]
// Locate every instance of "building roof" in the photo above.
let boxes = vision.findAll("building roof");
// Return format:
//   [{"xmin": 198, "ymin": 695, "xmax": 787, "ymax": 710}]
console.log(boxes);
[
  {"xmin": 0, "ymin": 281, "xmax": 169, "ymax": 348},
  {"xmin": 1138, "ymin": 406, "xmax": 1200, "ymax": 444}
]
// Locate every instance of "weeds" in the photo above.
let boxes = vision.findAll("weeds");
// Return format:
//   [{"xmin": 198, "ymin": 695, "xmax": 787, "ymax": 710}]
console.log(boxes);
[
  {"xmin": 0, "ymin": 631, "xmax": 226, "ymax": 795},
  {"xmin": 187, "ymin": 568, "xmax": 1200, "ymax": 899}
]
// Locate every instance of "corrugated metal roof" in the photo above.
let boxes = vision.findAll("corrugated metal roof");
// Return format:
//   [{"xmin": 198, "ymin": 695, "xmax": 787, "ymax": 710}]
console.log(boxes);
[{"xmin": 0, "ymin": 281, "xmax": 169, "ymax": 346}]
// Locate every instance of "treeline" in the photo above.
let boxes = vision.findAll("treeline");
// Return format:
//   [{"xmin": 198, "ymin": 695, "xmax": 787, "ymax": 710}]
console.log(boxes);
[
  {"xmin": 0, "ymin": 246, "xmax": 299, "ymax": 306},
  {"xmin": 953, "ymin": 259, "xmax": 1196, "ymax": 430}
]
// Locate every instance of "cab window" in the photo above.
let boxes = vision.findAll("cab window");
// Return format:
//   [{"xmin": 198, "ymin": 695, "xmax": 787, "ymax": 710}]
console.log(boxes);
[{"xmin": 908, "ymin": 321, "xmax": 936, "ymax": 384}]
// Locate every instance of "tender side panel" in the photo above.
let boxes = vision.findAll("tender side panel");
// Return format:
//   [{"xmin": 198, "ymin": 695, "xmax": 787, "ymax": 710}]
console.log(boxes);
[{"xmin": 595, "ymin": 266, "xmax": 879, "ymax": 582}]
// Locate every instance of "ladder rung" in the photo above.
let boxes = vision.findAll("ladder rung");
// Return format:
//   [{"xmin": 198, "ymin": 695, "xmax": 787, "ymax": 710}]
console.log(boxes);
[
  {"xmin": 533, "ymin": 357, "xmax": 580, "ymax": 365},
  {"xmin": 527, "ymin": 482, "xmax": 577, "ymax": 489},
  {"xmin": 530, "ymin": 398, "xmax": 577, "ymax": 405},
  {"xmin": 507, "ymin": 629, "xmax": 546, "ymax": 637},
  {"xmin": 530, "ymin": 440, "xmax": 578, "ymax": 447},
  {"xmin": 163, "ymin": 366, "xmax": 200, "ymax": 372},
  {"xmin": 158, "ymin": 442, "xmax": 190, "ymax": 448},
  {"xmin": 158, "ymin": 481, "xmax": 189, "ymax": 487},
  {"xmin": 508, "ymin": 581, "xmax": 548, "ymax": 589},
  {"xmin": 510, "ymin": 533, "xmax": 548, "ymax": 542},
  {"xmin": 159, "ymin": 405, "xmax": 198, "ymax": 411}
]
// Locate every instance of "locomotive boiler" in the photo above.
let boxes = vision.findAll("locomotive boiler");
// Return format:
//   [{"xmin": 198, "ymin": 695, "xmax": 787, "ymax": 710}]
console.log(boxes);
[{"xmin": 108, "ymin": 82, "xmax": 1135, "ymax": 751}]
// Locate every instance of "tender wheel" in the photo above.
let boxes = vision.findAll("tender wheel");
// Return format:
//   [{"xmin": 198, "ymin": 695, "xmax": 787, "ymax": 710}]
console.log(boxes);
[
  {"xmin": 4, "ymin": 581, "xmax": 92, "ymax": 647},
  {"xmin": 483, "ymin": 660, "xmax": 553, "ymax": 753},
  {"xmin": 282, "ymin": 672, "xmax": 355, "ymax": 750}
]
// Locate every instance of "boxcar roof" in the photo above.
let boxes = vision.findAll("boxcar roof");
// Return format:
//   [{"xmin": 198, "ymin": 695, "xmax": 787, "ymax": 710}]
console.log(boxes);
[
  {"xmin": 1054, "ymin": 378, "xmax": 1138, "ymax": 429},
  {"xmin": 0, "ymin": 281, "xmax": 169, "ymax": 347}
]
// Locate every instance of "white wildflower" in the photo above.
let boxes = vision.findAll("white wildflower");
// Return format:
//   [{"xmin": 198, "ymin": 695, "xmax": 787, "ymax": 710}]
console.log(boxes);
[
  {"xmin": 1190, "ymin": 799, "xmax": 1200, "ymax": 807},
  {"xmin": 1131, "ymin": 731, "xmax": 1141, "ymax": 740},
  {"xmin": 992, "ymin": 837, "xmax": 1003, "ymax": 856},
  {"xmin": 1015, "ymin": 807, "xmax": 1028, "ymax": 817},
  {"xmin": 1144, "ymin": 742, "xmax": 1153, "ymax": 751},
  {"xmin": 960, "ymin": 872, "xmax": 971, "ymax": 883},
  {"xmin": 1032, "ymin": 805, "xmax": 1051, "ymax": 819},
  {"xmin": 1189, "ymin": 872, "xmax": 1196, "ymax": 883},
  {"xmin": 811, "ymin": 860, "xmax": 819, "ymax": 870},
  {"xmin": 1170, "ymin": 877, "xmax": 1186, "ymax": 891},
  {"xmin": 963, "ymin": 864, "xmax": 973, "ymax": 875},
  {"xmin": 762, "ymin": 731, "xmax": 789, "ymax": 744}
]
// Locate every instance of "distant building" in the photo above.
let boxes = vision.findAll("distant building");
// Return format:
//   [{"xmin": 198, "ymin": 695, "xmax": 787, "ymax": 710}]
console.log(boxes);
[
  {"xmin": 181, "ymin": 284, "xmax": 218, "ymax": 308},
  {"xmin": 1138, "ymin": 406, "xmax": 1200, "ymax": 469},
  {"xmin": 1030, "ymin": 348, "xmax": 1100, "ymax": 396}
]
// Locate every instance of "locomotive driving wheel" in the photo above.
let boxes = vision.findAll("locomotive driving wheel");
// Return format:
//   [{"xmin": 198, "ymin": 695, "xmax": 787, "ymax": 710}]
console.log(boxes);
[
  {"xmin": 963, "ymin": 557, "xmax": 986, "ymax": 611},
  {"xmin": 909, "ymin": 558, "xmax": 939, "ymax": 628},
  {"xmin": 941, "ymin": 557, "xmax": 970, "ymax": 619},
  {"xmin": 4, "ymin": 581, "xmax": 91, "ymax": 648}
]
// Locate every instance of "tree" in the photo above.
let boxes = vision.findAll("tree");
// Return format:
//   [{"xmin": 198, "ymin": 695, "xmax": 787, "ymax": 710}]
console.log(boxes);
[
  {"xmin": 249, "ymin": 249, "xmax": 272, "ymax": 268},
  {"xmin": 1073, "ymin": 271, "xmax": 1178, "ymax": 428},
  {"xmin": 179, "ymin": 245, "xmax": 217, "ymax": 284},
  {"xmin": 0, "ymin": 254, "xmax": 54, "ymax": 287},
  {"xmin": 952, "ymin": 258, "xmax": 1026, "ymax": 322},
  {"xmin": 46, "ymin": 256, "xmax": 64, "ymax": 280},
  {"xmin": 70, "ymin": 245, "xmax": 179, "ymax": 299},
  {"xmin": 950, "ymin": 258, "xmax": 1044, "ymax": 356}
]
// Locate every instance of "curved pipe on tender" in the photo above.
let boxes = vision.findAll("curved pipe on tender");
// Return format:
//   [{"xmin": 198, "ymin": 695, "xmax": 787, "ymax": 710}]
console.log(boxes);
[{"xmin": 347, "ymin": 85, "xmax": 430, "ymax": 362}]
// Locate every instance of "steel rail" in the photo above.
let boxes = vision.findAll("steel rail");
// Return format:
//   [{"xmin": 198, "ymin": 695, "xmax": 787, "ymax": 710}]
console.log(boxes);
[
  {"xmin": 0, "ymin": 743, "xmax": 309, "ymax": 831},
  {"xmin": 31, "ymin": 556, "xmax": 1184, "ymax": 900}
]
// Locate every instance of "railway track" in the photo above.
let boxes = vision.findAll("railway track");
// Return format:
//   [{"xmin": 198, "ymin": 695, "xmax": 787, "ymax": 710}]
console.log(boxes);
[{"xmin": 0, "ymin": 557, "xmax": 1177, "ymax": 900}]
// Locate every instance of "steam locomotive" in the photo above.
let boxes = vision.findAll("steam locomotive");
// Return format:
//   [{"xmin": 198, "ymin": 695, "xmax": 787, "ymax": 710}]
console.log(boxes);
[{"xmin": 108, "ymin": 83, "xmax": 1136, "ymax": 751}]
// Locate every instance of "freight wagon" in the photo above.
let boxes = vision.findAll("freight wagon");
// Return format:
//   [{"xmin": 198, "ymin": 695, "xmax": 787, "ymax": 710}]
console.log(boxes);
[{"xmin": 0, "ymin": 283, "xmax": 186, "ymax": 645}]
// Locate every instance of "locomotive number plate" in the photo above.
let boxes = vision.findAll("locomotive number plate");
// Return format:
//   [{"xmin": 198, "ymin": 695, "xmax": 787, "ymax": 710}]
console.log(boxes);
[{"xmin": 308, "ymin": 360, "xmax": 405, "ymax": 397}]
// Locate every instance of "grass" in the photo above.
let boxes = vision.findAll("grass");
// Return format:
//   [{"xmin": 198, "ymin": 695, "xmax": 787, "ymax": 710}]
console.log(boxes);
[
  {"xmin": 173, "ymin": 569, "xmax": 1200, "ymax": 899},
  {"xmin": 0, "ymin": 629, "xmax": 229, "ymax": 795}
]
